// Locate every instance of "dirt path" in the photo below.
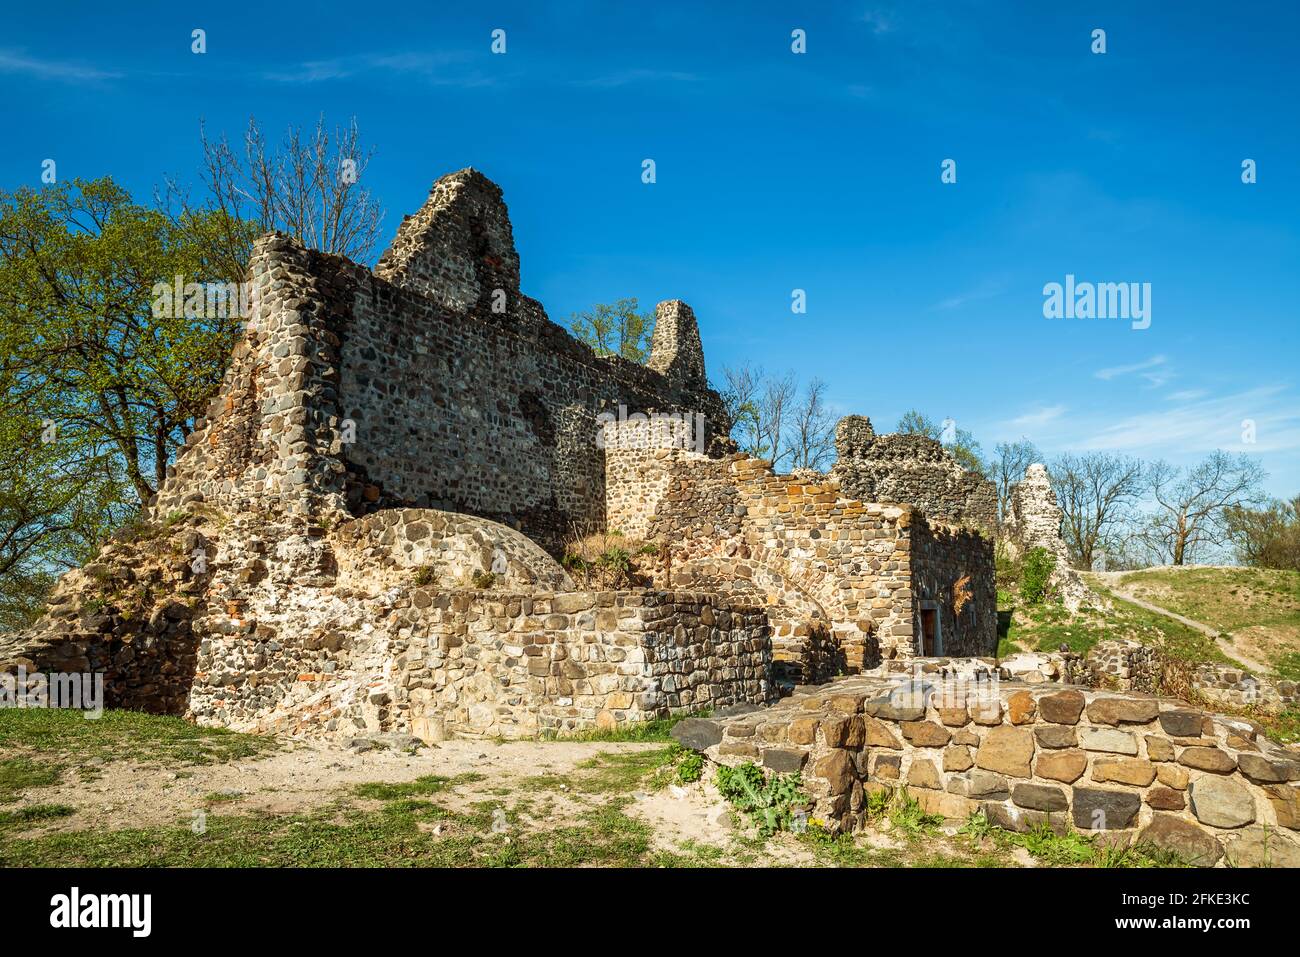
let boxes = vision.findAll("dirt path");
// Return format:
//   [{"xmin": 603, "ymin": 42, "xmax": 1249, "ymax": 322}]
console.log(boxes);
[{"xmin": 1090, "ymin": 572, "xmax": 1272, "ymax": 674}]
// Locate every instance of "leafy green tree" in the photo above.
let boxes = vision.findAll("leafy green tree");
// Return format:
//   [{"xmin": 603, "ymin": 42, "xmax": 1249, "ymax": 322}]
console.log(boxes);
[
  {"xmin": 1223, "ymin": 495, "xmax": 1300, "ymax": 570},
  {"xmin": 569, "ymin": 298, "xmax": 655, "ymax": 362},
  {"xmin": 0, "ymin": 177, "xmax": 255, "ymax": 628},
  {"xmin": 896, "ymin": 409, "xmax": 987, "ymax": 477}
]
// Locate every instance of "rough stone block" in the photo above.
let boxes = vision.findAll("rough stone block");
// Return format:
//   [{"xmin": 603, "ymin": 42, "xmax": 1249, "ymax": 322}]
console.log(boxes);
[
  {"xmin": 1086, "ymin": 696, "xmax": 1159, "ymax": 725},
  {"xmin": 1035, "ymin": 749, "xmax": 1087, "ymax": 783},
  {"xmin": 1189, "ymin": 777, "xmax": 1256, "ymax": 829},
  {"xmin": 1072, "ymin": 787, "xmax": 1141, "ymax": 830},
  {"xmin": 974, "ymin": 726, "xmax": 1035, "ymax": 778},
  {"xmin": 1037, "ymin": 689, "xmax": 1086, "ymax": 725}
]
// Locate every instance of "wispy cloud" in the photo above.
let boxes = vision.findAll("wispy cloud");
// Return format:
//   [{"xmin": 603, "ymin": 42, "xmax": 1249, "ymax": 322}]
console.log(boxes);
[
  {"xmin": 575, "ymin": 68, "xmax": 698, "ymax": 88},
  {"xmin": 1072, "ymin": 385, "xmax": 1300, "ymax": 457},
  {"xmin": 860, "ymin": 9, "xmax": 896, "ymax": 34},
  {"xmin": 0, "ymin": 49, "xmax": 121, "ymax": 82},
  {"xmin": 934, "ymin": 278, "xmax": 1004, "ymax": 311},
  {"xmin": 262, "ymin": 51, "xmax": 493, "ymax": 87},
  {"xmin": 1094, "ymin": 354, "xmax": 1168, "ymax": 381},
  {"xmin": 1009, "ymin": 405, "xmax": 1067, "ymax": 430}
]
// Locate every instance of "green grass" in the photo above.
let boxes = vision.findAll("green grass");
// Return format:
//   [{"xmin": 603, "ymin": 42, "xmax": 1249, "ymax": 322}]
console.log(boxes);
[
  {"xmin": 545, "ymin": 710, "xmax": 709, "ymax": 743},
  {"xmin": 1117, "ymin": 567, "xmax": 1300, "ymax": 634},
  {"xmin": 0, "ymin": 756, "xmax": 64, "ymax": 804},
  {"xmin": 353, "ymin": 773, "xmax": 485, "ymax": 801},
  {"xmin": 522, "ymin": 746, "xmax": 680, "ymax": 795},
  {"xmin": 1001, "ymin": 586, "xmax": 1243, "ymax": 668},
  {"xmin": 0, "ymin": 708, "xmax": 279, "ymax": 767},
  {"xmin": 0, "ymin": 749, "xmax": 679, "ymax": 867},
  {"xmin": 0, "ymin": 803, "xmax": 74, "ymax": 829}
]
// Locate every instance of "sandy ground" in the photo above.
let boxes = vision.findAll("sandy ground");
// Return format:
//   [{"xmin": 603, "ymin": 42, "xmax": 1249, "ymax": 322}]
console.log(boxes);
[{"xmin": 19, "ymin": 738, "xmax": 657, "ymax": 831}]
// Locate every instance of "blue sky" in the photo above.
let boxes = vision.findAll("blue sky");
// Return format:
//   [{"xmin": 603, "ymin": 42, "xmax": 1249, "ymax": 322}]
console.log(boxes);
[{"xmin": 3, "ymin": 0, "xmax": 1298, "ymax": 494}]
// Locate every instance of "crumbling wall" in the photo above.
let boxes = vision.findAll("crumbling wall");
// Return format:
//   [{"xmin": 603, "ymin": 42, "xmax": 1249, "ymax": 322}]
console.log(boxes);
[
  {"xmin": 605, "ymin": 425, "xmax": 999, "ymax": 676},
  {"xmin": 1004, "ymin": 463, "xmax": 1095, "ymax": 611},
  {"xmin": 153, "ymin": 169, "xmax": 731, "ymax": 554},
  {"xmin": 830, "ymin": 415, "xmax": 998, "ymax": 534}
]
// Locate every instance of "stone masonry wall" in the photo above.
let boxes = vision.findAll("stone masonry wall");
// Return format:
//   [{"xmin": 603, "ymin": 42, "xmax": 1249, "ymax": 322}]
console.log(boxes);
[
  {"xmin": 691, "ymin": 671, "xmax": 1300, "ymax": 866},
  {"xmin": 831, "ymin": 415, "xmax": 998, "ymax": 535},
  {"xmin": 153, "ymin": 169, "xmax": 730, "ymax": 555},
  {"xmin": 407, "ymin": 590, "xmax": 770, "ymax": 740},
  {"xmin": 605, "ymin": 428, "xmax": 998, "ymax": 675}
]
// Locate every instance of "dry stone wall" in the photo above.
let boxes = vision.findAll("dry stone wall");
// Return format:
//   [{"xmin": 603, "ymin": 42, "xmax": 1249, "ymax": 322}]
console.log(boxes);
[{"xmin": 690, "ymin": 671, "xmax": 1300, "ymax": 866}]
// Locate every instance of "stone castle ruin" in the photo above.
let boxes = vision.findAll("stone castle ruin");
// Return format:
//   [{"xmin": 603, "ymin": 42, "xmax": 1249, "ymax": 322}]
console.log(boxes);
[
  {"xmin": 4, "ymin": 169, "xmax": 1297, "ymax": 863},
  {"xmin": 0, "ymin": 168, "xmax": 1002, "ymax": 739}
]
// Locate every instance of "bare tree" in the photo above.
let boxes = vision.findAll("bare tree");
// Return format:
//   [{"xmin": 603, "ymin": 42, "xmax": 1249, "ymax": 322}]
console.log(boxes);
[
  {"xmin": 163, "ymin": 115, "xmax": 384, "ymax": 277},
  {"xmin": 785, "ymin": 377, "xmax": 836, "ymax": 471},
  {"xmin": 717, "ymin": 364, "xmax": 801, "ymax": 468},
  {"xmin": 718, "ymin": 363, "xmax": 764, "ymax": 457},
  {"xmin": 758, "ymin": 371, "xmax": 798, "ymax": 469},
  {"xmin": 1142, "ymin": 452, "xmax": 1267, "ymax": 565},
  {"xmin": 987, "ymin": 439, "xmax": 1042, "ymax": 526},
  {"xmin": 1049, "ymin": 452, "xmax": 1146, "ymax": 570}
]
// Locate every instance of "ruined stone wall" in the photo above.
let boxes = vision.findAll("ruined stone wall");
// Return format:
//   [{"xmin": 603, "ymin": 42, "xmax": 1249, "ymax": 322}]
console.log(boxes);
[
  {"xmin": 153, "ymin": 170, "xmax": 730, "ymax": 555},
  {"xmin": 0, "ymin": 515, "xmax": 215, "ymax": 714},
  {"xmin": 1003, "ymin": 463, "xmax": 1094, "ymax": 611},
  {"xmin": 128, "ymin": 505, "xmax": 771, "ymax": 741},
  {"xmin": 693, "ymin": 672, "xmax": 1300, "ymax": 866},
  {"xmin": 605, "ymin": 429, "xmax": 999, "ymax": 675},
  {"xmin": 830, "ymin": 415, "xmax": 998, "ymax": 534},
  {"xmin": 909, "ymin": 519, "xmax": 998, "ymax": 657}
]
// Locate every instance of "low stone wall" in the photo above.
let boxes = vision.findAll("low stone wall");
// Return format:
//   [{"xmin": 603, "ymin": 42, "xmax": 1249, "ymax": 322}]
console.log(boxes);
[
  {"xmin": 691, "ymin": 673, "xmax": 1300, "ymax": 866},
  {"xmin": 1029, "ymin": 639, "xmax": 1300, "ymax": 715},
  {"xmin": 407, "ymin": 590, "xmax": 771, "ymax": 740}
]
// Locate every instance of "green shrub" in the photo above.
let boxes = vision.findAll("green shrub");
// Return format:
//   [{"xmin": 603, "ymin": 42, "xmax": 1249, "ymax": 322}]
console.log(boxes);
[
  {"xmin": 1019, "ymin": 547, "xmax": 1057, "ymax": 605},
  {"xmin": 470, "ymin": 570, "xmax": 496, "ymax": 589}
]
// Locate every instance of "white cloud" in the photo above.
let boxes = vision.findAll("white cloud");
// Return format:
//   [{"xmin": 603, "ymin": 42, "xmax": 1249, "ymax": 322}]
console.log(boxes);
[
  {"xmin": 1071, "ymin": 385, "xmax": 1300, "ymax": 457},
  {"xmin": 0, "ymin": 49, "xmax": 121, "ymax": 82},
  {"xmin": 262, "ymin": 51, "xmax": 491, "ymax": 86},
  {"xmin": 1094, "ymin": 354, "xmax": 1167, "ymax": 381},
  {"xmin": 1009, "ymin": 405, "xmax": 1067, "ymax": 430}
]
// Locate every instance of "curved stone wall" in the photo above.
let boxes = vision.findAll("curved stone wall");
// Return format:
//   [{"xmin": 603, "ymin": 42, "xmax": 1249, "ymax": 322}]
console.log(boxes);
[{"xmin": 693, "ymin": 671, "xmax": 1300, "ymax": 866}]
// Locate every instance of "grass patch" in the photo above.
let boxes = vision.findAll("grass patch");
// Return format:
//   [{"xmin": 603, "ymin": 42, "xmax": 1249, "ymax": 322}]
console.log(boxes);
[
  {"xmin": 1001, "ymin": 586, "xmax": 1244, "ymax": 668},
  {"xmin": 0, "ymin": 756, "xmax": 64, "ymax": 804},
  {"xmin": 547, "ymin": 710, "xmax": 709, "ymax": 743},
  {"xmin": 1117, "ymin": 567, "xmax": 1300, "ymax": 634},
  {"xmin": 0, "ymin": 743, "xmax": 680, "ymax": 867},
  {"xmin": 0, "ymin": 708, "xmax": 279, "ymax": 767},
  {"xmin": 353, "ymin": 773, "xmax": 484, "ymax": 801},
  {"xmin": 0, "ymin": 803, "xmax": 75, "ymax": 829}
]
